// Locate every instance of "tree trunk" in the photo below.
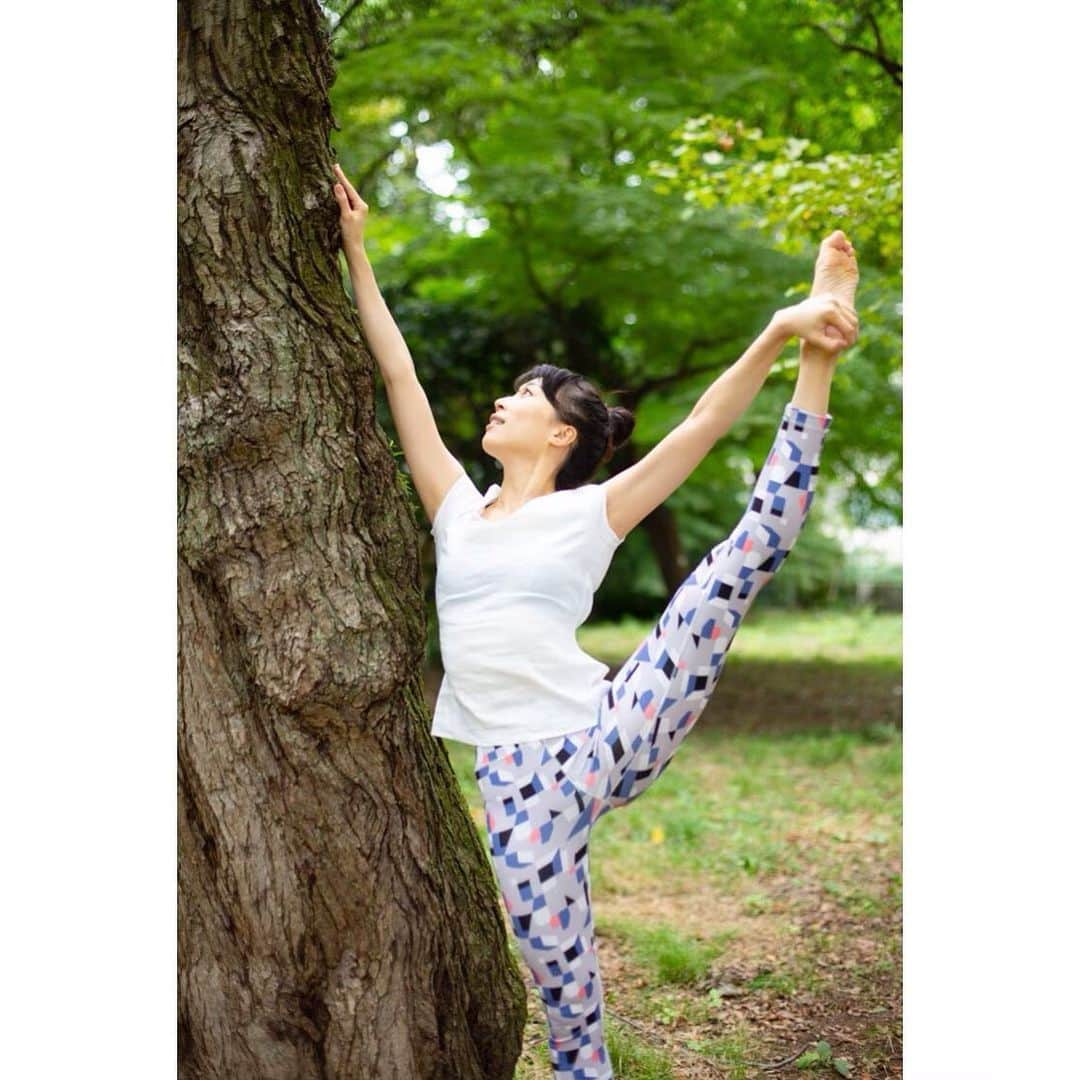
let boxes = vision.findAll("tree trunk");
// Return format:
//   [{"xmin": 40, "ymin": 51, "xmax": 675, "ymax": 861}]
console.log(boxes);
[
  {"xmin": 611, "ymin": 442, "xmax": 689, "ymax": 593},
  {"xmin": 639, "ymin": 501, "xmax": 689, "ymax": 594},
  {"xmin": 178, "ymin": 3, "xmax": 524, "ymax": 1076}
]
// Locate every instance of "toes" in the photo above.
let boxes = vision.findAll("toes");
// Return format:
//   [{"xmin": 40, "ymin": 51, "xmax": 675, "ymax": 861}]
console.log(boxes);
[{"xmin": 821, "ymin": 229, "xmax": 855, "ymax": 256}]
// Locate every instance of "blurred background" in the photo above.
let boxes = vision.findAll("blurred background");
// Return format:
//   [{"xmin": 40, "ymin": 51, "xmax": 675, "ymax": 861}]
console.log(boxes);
[
  {"xmin": 331, "ymin": 1, "xmax": 901, "ymax": 1071},
  {"xmin": 323, "ymin": 0, "xmax": 901, "ymax": 682}
]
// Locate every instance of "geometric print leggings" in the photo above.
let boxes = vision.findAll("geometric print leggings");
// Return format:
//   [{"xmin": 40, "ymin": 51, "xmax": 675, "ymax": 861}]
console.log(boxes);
[{"xmin": 474, "ymin": 402, "xmax": 832, "ymax": 1079}]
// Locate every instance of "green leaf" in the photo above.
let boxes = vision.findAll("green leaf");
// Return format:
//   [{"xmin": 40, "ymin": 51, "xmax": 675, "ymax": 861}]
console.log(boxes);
[{"xmin": 328, "ymin": 0, "xmax": 902, "ymax": 587}]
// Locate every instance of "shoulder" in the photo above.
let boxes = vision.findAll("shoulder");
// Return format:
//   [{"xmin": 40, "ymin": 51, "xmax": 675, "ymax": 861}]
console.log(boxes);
[
  {"xmin": 575, "ymin": 482, "xmax": 624, "ymax": 546},
  {"xmin": 430, "ymin": 471, "xmax": 484, "ymax": 538}
]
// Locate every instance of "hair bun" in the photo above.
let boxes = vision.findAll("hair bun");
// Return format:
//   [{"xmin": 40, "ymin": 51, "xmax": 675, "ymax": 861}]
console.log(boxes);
[
  {"xmin": 606, "ymin": 406, "xmax": 635, "ymax": 450},
  {"xmin": 600, "ymin": 405, "xmax": 636, "ymax": 464}
]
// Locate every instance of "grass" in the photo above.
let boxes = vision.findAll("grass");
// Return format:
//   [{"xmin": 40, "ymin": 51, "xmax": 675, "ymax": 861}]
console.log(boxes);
[
  {"xmin": 597, "ymin": 917, "xmax": 737, "ymax": 985},
  {"xmin": 578, "ymin": 607, "xmax": 901, "ymax": 669},
  {"xmin": 605, "ymin": 1022, "xmax": 676, "ymax": 1079},
  {"xmin": 437, "ymin": 608, "xmax": 902, "ymax": 1078},
  {"xmin": 584, "ymin": 723, "xmax": 900, "ymax": 895},
  {"xmin": 684, "ymin": 1020, "xmax": 757, "ymax": 1078}
]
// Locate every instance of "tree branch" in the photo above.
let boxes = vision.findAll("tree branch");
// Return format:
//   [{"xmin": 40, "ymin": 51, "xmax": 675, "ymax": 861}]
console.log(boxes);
[
  {"xmin": 863, "ymin": 5, "xmax": 890, "ymax": 68},
  {"xmin": 448, "ymin": 113, "xmax": 486, "ymax": 169},
  {"xmin": 550, "ymin": 244, "xmax": 622, "ymax": 304},
  {"xmin": 630, "ymin": 337, "xmax": 740, "ymax": 403},
  {"xmin": 497, "ymin": 201, "xmax": 556, "ymax": 307},
  {"xmin": 330, "ymin": 0, "xmax": 366, "ymax": 40},
  {"xmin": 793, "ymin": 20, "xmax": 902, "ymax": 88},
  {"xmin": 354, "ymin": 142, "xmax": 401, "ymax": 191}
]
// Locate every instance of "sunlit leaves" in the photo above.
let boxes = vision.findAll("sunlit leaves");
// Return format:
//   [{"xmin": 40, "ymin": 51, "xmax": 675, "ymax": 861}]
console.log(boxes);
[
  {"xmin": 650, "ymin": 113, "xmax": 901, "ymax": 269},
  {"xmin": 325, "ymin": 0, "xmax": 903, "ymax": 544}
]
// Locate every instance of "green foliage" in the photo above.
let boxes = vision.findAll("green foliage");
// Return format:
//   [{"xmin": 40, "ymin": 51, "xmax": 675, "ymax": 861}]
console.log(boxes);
[
  {"xmin": 651, "ymin": 114, "xmax": 901, "ymax": 268},
  {"xmin": 439, "ymin": 663, "xmax": 901, "ymax": 1074},
  {"xmin": 747, "ymin": 969, "xmax": 797, "ymax": 996},
  {"xmin": 599, "ymin": 918, "xmax": 730, "ymax": 985},
  {"xmin": 326, "ymin": 0, "xmax": 903, "ymax": 605},
  {"xmin": 604, "ymin": 1020, "xmax": 674, "ymax": 1079},
  {"xmin": 385, "ymin": 434, "xmax": 417, "ymax": 503},
  {"xmin": 685, "ymin": 1022, "xmax": 755, "ymax": 1078},
  {"xmin": 578, "ymin": 608, "xmax": 901, "ymax": 667},
  {"xmin": 795, "ymin": 1039, "xmax": 854, "ymax": 1076}
]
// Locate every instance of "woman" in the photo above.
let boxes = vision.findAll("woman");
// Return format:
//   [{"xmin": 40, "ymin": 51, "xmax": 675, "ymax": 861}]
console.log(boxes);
[{"xmin": 332, "ymin": 163, "xmax": 858, "ymax": 1079}]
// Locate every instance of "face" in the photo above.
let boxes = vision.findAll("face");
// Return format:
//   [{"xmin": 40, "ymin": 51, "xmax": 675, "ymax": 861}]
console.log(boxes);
[{"xmin": 481, "ymin": 377, "xmax": 576, "ymax": 460}]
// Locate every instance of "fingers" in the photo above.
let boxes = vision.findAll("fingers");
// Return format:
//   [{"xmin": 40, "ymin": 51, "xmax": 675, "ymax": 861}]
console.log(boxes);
[
  {"xmin": 333, "ymin": 163, "xmax": 366, "ymax": 211},
  {"xmin": 818, "ymin": 314, "xmax": 855, "ymax": 351},
  {"xmin": 829, "ymin": 315, "xmax": 855, "ymax": 343},
  {"xmin": 828, "ymin": 311, "xmax": 856, "ymax": 337},
  {"xmin": 828, "ymin": 296, "xmax": 859, "ymax": 324},
  {"xmin": 825, "ymin": 299, "xmax": 859, "ymax": 345},
  {"xmin": 332, "ymin": 168, "xmax": 357, "ymax": 211},
  {"xmin": 828, "ymin": 321, "xmax": 857, "ymax": 348},
  {"xmin": 814, "ymin": 333, "xmax": 847, "ymax": 355}
]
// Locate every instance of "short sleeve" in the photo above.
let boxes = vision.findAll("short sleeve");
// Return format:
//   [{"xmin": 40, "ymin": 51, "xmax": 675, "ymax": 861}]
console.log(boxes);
[
  {"xmin": 430, "ymin": 471, "xmax": 483, "ymax": 542},
  {"xmin": 586, "ymin": 483, "xmax": 623, "ymax": 547}
]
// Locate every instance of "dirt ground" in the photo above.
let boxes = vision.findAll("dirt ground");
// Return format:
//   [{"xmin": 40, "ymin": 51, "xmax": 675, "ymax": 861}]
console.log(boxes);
[{"xmin": 425, "ymin": 660, "xmax": 902, "ymax": 1077}]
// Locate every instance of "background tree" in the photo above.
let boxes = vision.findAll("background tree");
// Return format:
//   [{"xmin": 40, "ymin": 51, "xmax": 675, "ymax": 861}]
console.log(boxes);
[
  {"xmin": 324, "ymin": 0, "xmax": 902, "ymax": 619},
  {"xmin": 178, "ymin": 2, "xmax": 523, "ymax": 1075}
]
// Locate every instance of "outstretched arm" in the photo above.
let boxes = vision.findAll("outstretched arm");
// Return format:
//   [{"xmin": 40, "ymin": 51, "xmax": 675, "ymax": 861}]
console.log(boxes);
[
  {"xmin": 602, "ymin": 298, "xmax": 856, "ymax": 541},
  {"xmin": 333, "ymin": 164, "xmax": 464, "ymax": 524}
]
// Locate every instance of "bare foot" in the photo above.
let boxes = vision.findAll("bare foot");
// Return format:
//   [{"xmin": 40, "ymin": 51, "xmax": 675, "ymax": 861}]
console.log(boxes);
[
  {"xmin": 810, "ymin": 229, "xmax": 859, "ymax": 308},
  {"xmin": 803, "ymin": 230, "xmax": 860, "ymax": 352}
]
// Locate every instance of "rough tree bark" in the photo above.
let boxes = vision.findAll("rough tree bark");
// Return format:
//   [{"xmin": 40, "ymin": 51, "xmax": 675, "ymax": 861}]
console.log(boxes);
[{"xmin": 178, "ymin": 2, "xmax": 524, "ymax": 1076}]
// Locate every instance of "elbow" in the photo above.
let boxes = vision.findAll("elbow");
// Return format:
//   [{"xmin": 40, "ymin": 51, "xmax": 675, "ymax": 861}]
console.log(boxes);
[{"xmin": 381, "ymin": 362, "xmax": 419, "ymax": 393}]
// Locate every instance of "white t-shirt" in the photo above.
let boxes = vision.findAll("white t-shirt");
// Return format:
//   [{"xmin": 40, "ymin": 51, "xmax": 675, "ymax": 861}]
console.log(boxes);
[{"xmin": 429, "ymin": 471, "xmax": 625, "ymax": 746}]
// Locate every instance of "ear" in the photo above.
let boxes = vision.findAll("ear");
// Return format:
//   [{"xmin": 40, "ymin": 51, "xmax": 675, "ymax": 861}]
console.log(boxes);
[{"xmin": 551, "ymin": 423, "xmax": 577, "ymax": 449}]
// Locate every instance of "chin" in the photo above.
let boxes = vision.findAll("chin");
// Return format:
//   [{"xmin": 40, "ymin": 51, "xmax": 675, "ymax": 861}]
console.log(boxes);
[{"xmin": 480, "ymin": 430, "xmax": 504, "ymax": 462}]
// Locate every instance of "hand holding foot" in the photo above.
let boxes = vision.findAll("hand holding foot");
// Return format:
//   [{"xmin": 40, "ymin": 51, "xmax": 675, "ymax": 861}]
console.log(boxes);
[
  {"xmin": 777, "ymin": 293, "xmax": 858, "ymax": 355},
  {"xmin": 777, "ymin": 230, "xmax": 861, "ymax": 357},
  {"xmin": 790, "ymin": 230, "xmax": 861, "ymax": 414}
]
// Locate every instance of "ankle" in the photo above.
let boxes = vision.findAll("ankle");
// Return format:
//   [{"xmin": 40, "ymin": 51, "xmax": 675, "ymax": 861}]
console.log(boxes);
[{"xmin": 798, "ymin": 339, "xmax": 840, "ymax": 367}]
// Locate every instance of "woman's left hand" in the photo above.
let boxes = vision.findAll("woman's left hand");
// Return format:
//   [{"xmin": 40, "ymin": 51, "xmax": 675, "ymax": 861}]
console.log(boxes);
[{"xmin": 774, "ymin": 295, "xmax": 859, "ymax": 354}]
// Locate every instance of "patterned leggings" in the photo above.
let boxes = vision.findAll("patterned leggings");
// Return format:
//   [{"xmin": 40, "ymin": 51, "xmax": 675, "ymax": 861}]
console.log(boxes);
[{"xmin": 474, "ymin": 402, "xmax": 832, "ymax": 1079}]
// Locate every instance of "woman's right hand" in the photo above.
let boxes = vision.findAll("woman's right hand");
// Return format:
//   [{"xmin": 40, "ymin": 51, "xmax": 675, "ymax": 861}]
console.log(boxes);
[
  {"xmin": 332, "ymin": 163, "xmax": 368, "ymax": 254},
  {"xmin": 774, "ymin": 294, "xmax": 858, "ymax": 355}
]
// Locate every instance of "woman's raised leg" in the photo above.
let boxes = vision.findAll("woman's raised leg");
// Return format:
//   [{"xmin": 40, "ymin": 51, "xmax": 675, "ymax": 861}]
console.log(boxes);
[{"xmin": 566, "ymin": 399, "xmax": 833, "ymax": 813}]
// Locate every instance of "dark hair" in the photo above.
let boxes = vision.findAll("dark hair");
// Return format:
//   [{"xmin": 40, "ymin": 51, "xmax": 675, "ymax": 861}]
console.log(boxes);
[{"xmin": 513, "ymin": 364, "xmax": 636, "ymax": 490}]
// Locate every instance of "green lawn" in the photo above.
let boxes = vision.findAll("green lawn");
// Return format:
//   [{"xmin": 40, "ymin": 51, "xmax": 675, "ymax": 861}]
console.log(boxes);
[
  {"xmin": 437, "ymin": 608, "xmax": 902, "ymax": 1078},
  {"xmin": 578, "ymin": 607, "xmax": 901, "ymax": 668}
]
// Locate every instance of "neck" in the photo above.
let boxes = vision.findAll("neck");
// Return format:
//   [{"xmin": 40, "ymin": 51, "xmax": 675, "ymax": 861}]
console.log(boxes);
[{"xmin": 494, "ymin": 456, "xmax": 560, "ymax": 509}]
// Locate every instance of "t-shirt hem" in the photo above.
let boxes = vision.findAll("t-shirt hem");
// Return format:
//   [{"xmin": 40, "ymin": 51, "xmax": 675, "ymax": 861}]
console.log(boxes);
[{"xmin": 431, "ymin": 711, "xmax": 600, "ymax": 749}]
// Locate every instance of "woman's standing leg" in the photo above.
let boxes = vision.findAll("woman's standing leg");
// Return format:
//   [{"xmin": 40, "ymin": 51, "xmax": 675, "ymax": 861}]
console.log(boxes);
[
  {"xmin": 566, "ymin": 396, "xmax": 833, "ymax": 813},
  {"xmin": 475, "ymin": 729, "xmax": 613, "ymax": 1079}
]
